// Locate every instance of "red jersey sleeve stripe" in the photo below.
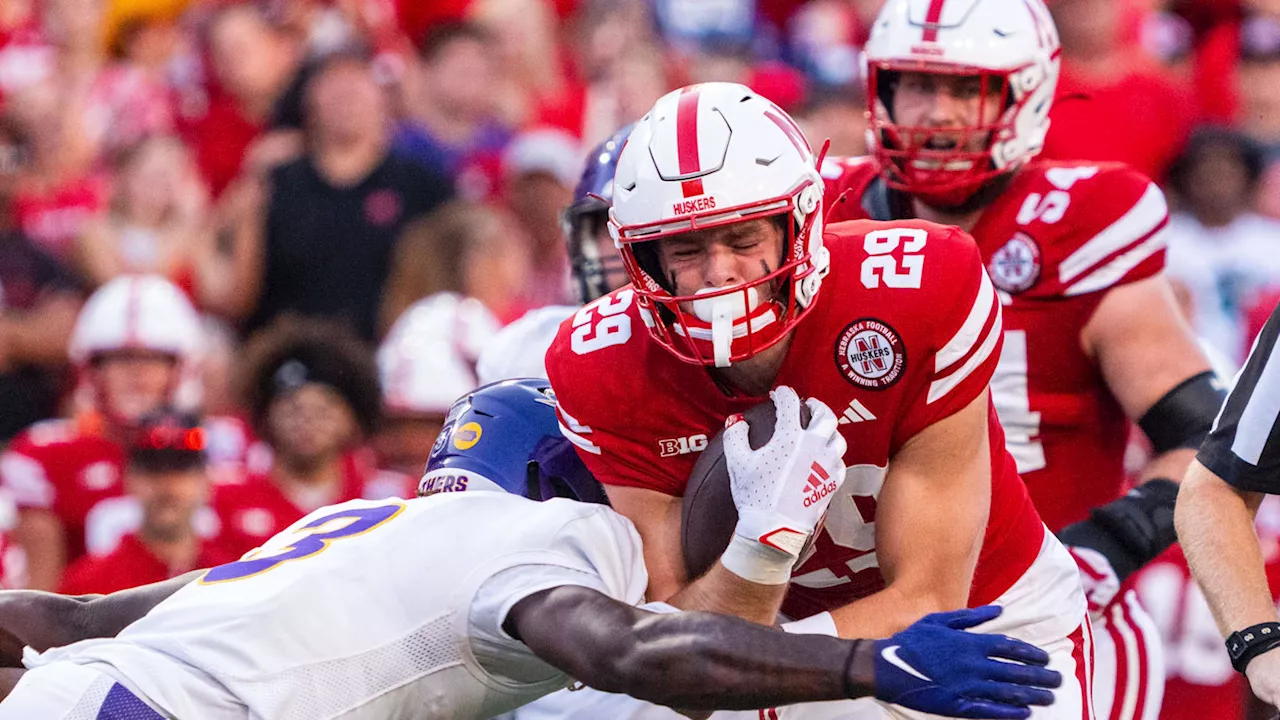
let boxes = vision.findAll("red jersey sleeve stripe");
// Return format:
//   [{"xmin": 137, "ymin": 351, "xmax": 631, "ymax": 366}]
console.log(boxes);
[
  {"xmin": 1063, "ymin": 224, "xmax": 1167, "ymax": 297},
  {"xmin": 928, "ymin": 297, "xmax": 1002, "ymax": 404},
  {"xmin": 0, "ymin": 451, "xmax": 54, "ymax": 508},
  {"xmin": 936, "ymin": 269, "xmax": 996, "ymax": 375},
  {"xmin": 676, "ymin": 87, "xmax": 703, "ymax": 176},
  {"xmin": 556, "ymin": 405, "xmax": 602, "ymax": 455},
  {"xmin": 1059, "ymin": 183, "xmax": 1167, "ymax": 284}
]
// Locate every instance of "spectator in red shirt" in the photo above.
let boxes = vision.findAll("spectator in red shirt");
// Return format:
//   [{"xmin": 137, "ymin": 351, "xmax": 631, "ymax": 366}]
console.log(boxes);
[
  {"xmin": 57, "ymin": 410, "xmax": 235, "ymax": 595},
  {"xmin": 1041, "ymin": 0, "xmax": 1194, "ymax": 179},
  {"xmin": 183, "ymin": 4, "xmax": 302, "ymax": 197},
  {"xmin": 211, "ymin": 317, "xmax": 407, "ymax": 560},
  {"xmin": 7, "ymin": 79, "xmax": 107, "ymax": 262}
]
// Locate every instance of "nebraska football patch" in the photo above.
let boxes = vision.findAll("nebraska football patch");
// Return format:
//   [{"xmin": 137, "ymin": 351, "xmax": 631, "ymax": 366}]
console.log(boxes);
[
  {"xmin": 987, "ymin": 232, "xmax": 1041, "ymax": 293},
  {"xmin": 835, "ymin": 318, "xmax": 906, "ymax": 390}
]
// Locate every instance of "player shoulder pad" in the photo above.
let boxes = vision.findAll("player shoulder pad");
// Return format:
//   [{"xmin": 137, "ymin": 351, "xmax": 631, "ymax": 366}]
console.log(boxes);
[
  {"xmin": 477, "ymin": 305, "xmax": 578, "ymax": 385},
  {"xmin": 545, "ymin": 288, "xmax": 651, "ymax": 452},
  {"xmin": 10, "ymin": 418, "xmax": 82, "ymax": 451},
  {"xmin": 1005, "ymin": 161, "xmax": 1167, "ymax": 299},
  {"xmin": 821, "ymin": 155, "xmax": 882, "ymax": 223},
  {"xmin": 546, "ymin": 288, "xmax": 648, "ymax": 373}
]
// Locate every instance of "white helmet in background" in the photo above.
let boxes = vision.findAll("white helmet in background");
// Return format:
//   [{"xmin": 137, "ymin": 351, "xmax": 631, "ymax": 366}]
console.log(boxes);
[
  {"xmin": 69, "ymin": 275, "xmax": 203, "ymax": 365},
  {"xmin": 68, "ymin": 275, "xmax": 205, "ymax": 417},
  {"xmin": 610, "ymin": 82, "xmax": 828, "ymax": 368},
  {"xmin": 378, "ymin": 293, "xmax": 500, "ymax": 417},
  {"xmin": 864, "ymin": 0, "xmax": 1060, "ymax": 207}
]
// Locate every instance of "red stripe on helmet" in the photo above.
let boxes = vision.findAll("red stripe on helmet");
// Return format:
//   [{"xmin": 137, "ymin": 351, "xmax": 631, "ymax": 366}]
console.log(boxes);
[
  {"xmin": 124, "ymin": 277, "xmax": 142, "ymax": 347},
  {"xmin": 1023, "ymin": 0, "xmax": 1048, "ymax": 48},
  {"xmin": 764, "ymin": 107, "xmax": 810, "ymax": 157},
  {"xmin": 680, "ymin": 178, "xmax": 704, "ymax": 198},
  {"xmin": 922, "ymin": 0, "xmax": 947, "ymax": 42},
  {"xmin": 676, "ymin": 87, "xmax": 703, "ymax": 177}
]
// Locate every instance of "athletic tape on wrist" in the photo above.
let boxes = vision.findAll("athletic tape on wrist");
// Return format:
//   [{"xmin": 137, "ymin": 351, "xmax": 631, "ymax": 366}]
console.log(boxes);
[{"xmin": 720, "ymin": 533, "xmax": 799, "ymax": 585}]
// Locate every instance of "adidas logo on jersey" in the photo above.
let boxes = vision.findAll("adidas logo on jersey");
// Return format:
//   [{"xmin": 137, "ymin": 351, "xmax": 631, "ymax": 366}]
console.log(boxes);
[
  {"xmin": 838, "ymin": 399, "xmax": 877, "ymax": 424},
  {"xmin": 803, "ymin": 462, "xmax": 837, "ymax": 508}
]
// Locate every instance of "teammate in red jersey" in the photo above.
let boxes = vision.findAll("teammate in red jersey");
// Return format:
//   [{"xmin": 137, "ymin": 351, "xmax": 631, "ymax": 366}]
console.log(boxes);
[
  {"xmin": 819, "ymin": 1, "xmax": 1223, "ymax": 718},
  {"xmin": 545, "ymin": 81, "xmax": 1092, "ymax": 718},
  {"xmin": 0, "ymin": 275, "xmax": 210, "ymax": 590}
]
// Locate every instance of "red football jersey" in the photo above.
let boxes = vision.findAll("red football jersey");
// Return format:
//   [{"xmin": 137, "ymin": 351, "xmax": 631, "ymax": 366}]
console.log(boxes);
[
  {"xmin": 56, "ymin": 533, "xmax": 238, "ymax": 596},
  {"xmin": 547, "ymin": 219, "xmax": 1045, "ymax": 619},
  {"xmin": 823, "ymin": 157, "xmax": 1168, "ymax": 531},
  {"xmin": 0, "ymin": 415, "xmax": 256, "ymax": 572},
  {"xmin": 1132, "ymin": 497, "xmax": 1280, "ymax": 720},
  {"xmin": 209, "ymin": 450, "xmax": 414, "ymax": 560},
  {"xmin": 0, "ymin": 417, "xmax": 128, "ymax": 566}
]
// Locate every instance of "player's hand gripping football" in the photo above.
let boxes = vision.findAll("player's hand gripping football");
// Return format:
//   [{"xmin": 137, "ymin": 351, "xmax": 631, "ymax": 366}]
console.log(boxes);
[
  {"xmin": 872, "ymin": 606, "xmax": 1062, "ymax": 719},
  {"xmin": 719, "ymin": 386, "xmax": 847, "ymax": 585}
]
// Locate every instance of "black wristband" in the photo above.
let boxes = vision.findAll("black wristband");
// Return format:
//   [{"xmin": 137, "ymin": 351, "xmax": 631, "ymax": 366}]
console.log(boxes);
[{"xmin": 1228, "ymin": 622, "xmax": 1280, "ymax": 673}]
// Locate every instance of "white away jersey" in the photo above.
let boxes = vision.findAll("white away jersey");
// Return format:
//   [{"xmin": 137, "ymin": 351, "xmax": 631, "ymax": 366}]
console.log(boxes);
[
  {"xmin": 477, "ymin": 305, "xmax": 578, "ymax": 385},
  {"xmin": 26, "ymin": 494, "xmax": 648, "ymax": 720}
]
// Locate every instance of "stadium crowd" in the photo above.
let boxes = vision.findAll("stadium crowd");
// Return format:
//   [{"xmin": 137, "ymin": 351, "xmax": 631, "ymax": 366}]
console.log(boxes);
[{"xmin": 2, "ymin": 0, "xmax": 1280, "ymax": 717}]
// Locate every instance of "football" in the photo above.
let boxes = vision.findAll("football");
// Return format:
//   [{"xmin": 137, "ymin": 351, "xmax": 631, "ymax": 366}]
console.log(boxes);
[{"xmin": 681, "ymin": 396, "xmax": 812, "ymax": 580}]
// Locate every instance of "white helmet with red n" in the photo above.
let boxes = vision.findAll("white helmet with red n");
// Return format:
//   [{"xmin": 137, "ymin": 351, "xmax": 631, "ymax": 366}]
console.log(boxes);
[
  {"xmin": 378, "ymin": 293, "xmax": 500, "ymax": 417},
  {"xmin": 68, "ymin": 274, "xmax": 204, "ymax": 414},
  {"xmin": 864, "ymin": 0, "xmax": 1060, "ymax": 207},
  {"xmin": 609, "ymin": 82, "xmax": 828, "ymax": 368}
]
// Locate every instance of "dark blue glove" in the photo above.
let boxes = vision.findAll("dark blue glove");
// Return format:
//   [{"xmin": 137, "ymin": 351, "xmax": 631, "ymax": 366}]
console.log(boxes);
[{"xmin": 873, "ymin": 605, "xmax": 1062, "ymax": 720}]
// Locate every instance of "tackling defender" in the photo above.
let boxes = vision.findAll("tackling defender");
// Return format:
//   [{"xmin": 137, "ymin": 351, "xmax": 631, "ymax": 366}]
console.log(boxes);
[{"xmin": 0, "ymin": 381, "xmax": 1061, "ymax": 719}]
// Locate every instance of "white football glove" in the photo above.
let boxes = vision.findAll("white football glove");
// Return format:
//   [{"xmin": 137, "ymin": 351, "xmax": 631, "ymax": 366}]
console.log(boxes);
[{"xmin": 719, "ymin": 386, "xmax": 848, "ymax": 585}]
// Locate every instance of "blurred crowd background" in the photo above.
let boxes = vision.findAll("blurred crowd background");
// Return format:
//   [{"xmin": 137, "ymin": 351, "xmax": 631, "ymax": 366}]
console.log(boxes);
[{"xmin": 2, "ymin": 0, "xmax": 1280, "ymax": 716}]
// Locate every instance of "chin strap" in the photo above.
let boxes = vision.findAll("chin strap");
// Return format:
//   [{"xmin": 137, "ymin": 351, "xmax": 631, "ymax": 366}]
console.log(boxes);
[{"xmin": 709, "ymin": 300, "xmax": 734, "ymax": 367}]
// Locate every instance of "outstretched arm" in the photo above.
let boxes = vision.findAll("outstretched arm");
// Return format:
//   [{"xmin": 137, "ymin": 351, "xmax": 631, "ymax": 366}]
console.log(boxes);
[
  {"xmin": 510, "ymin": 586, "xmax": 1060, "ymax": 718},
  {"xmin": 0, "ymin": 571, "xmax": 201, "ymax": 666}
]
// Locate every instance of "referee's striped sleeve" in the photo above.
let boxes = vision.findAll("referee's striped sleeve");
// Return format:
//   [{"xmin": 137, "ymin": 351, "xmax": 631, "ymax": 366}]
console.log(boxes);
[{"xmin": 1198, "ymin": 300, "xmax": 1280, "ymax": 492}]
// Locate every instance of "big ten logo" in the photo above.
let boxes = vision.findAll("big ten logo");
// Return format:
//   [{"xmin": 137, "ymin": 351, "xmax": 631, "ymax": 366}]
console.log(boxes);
[{"xmin": 658, "ymin": 434, "xmax": 708, "ymax": 458}]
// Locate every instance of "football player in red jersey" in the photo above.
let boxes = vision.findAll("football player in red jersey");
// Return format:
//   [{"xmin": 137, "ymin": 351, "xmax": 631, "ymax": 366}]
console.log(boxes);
[
  {"xmin": 0, "ymin": 275, "xmax": 208, "ymax": 591},
  {"xmin": 545, "ymin": 81, "xmax": 1093, "ymax": 718},
  {"xmin": 819, "ymin": 1, "xmax": 1224, "ymax": 718}
]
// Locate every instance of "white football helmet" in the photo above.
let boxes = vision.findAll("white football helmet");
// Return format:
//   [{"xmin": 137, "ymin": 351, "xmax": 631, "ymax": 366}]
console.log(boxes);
[
  {"xmin": 69, "ymin": 275, "xmax": 203, "ymax": 365},
  {"xmin": 609, "ymin": 82, "xmax": 828, "ymax": 367},
  {"xmin": 68, "ymin": 275, "xmax": 204, "ymax": 415},
  {"xmin": 378, "ymin": 293, "xmax": 500, "ymax": 417},
  {"xmin": 864, "ymin": 0, "xmax": 1060, "ymax": 206}
]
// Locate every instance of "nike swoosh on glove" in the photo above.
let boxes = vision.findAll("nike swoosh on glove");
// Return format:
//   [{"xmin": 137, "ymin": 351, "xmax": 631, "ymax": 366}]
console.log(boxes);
[{"xmin": 874, "ymin": 606, "xmax": 1062, "ymax": 720}]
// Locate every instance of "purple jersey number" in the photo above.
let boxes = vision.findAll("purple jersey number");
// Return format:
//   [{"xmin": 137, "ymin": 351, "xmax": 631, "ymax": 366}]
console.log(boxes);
[{"xmin": 201, "ymin": 503, "xmax": 405, "ymax": 584}]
